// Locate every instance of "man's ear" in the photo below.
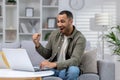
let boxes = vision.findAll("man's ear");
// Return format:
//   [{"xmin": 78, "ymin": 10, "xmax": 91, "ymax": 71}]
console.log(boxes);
[{"xmin": 69, "ymin": 18, "xmax": 73, "ymax": 24}]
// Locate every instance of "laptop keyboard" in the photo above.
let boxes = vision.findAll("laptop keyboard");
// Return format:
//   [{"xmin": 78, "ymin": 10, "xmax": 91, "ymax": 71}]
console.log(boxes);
[
  {"xmin": 34, "ymin": 66, "xmax": 52, "ymax": 72},
  {"xmin": 33, "ymin": 66, "xmax": 40, "ymax": 72}
]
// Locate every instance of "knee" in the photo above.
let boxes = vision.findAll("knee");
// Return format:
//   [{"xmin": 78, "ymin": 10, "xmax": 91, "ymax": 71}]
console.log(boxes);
[{"xmin": 67, "ymin": 66, "xmax": 80, "ymax": 74}]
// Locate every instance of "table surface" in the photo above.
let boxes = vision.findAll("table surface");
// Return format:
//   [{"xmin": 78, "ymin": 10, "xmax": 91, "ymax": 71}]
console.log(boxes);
[{"xmin": 0, "ymin": 69, "xmax": 54, "ymax": 78}]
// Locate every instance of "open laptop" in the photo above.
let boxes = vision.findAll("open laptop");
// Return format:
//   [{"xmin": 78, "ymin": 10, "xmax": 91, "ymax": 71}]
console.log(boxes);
[{"xmin": 2, "ymin": 48, "xmax": 42, "ymax": 72}]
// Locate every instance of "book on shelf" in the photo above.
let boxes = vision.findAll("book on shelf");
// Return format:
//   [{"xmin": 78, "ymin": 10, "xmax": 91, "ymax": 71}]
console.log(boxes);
[
  {"xmin": 34, "ymin": 22, "xmax": 40, "ymax": 33},
  {"xmin": 26, "ymin": 22, "xmax": 33, "ymax": 33},
  {"xmin": 20, "ymin": 23, "xmax": 29, "ymax": 33},
  {"xmin": 0, "ymin": 52, "xmax": 10, "ymax": 69},
  {"xmin": 19, "ymin": 25, "xmax": 23, "ymax": 33}
]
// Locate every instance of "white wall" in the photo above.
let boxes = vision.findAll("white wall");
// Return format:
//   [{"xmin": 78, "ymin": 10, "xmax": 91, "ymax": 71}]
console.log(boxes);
[{"xmin": 116, "ymin": 0, "xmax": 120, "ymax": 24}]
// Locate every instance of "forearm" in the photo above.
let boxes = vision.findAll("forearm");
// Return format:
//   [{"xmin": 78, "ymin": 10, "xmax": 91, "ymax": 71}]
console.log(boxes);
[{"xmin": 36, "ymin": 44, "xmax": 51, "ymax": 59}]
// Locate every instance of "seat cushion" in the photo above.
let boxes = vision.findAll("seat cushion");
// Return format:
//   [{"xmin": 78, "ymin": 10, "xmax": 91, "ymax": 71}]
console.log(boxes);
[
  {"xmin": 80, "ymin": 49, "xmax": 98, "ymax": 74},
  {"xmin": 43, "ymin": 76, "xmax": 63, "ymax": 80}
]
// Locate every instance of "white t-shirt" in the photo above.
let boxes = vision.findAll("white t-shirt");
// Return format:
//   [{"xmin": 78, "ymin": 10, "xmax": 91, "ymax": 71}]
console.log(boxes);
[{"xmin": 58, "ymin": 36, "xmax": 68, "ymax": 62}]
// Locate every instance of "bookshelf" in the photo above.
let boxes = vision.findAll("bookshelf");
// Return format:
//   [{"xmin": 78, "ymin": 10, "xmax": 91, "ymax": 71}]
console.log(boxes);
[{"xmin": 0, "ymin": 0, "xmax": 59, "ymax": 42}]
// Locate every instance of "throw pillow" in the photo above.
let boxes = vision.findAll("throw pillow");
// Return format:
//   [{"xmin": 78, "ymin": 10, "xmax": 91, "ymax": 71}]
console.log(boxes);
[{"xmin": 80, "ymin": 48, "xmax": 98, "ymax": 74}]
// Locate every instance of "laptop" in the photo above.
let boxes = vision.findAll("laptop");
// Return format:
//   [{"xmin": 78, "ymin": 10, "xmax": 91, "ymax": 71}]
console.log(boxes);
[{"xmin": 2, "ymin": 48, "xmax": 42, "ymax": 72}]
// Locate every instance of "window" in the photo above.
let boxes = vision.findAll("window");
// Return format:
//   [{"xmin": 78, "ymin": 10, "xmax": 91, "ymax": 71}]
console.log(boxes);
[{"xmin": 75, "ymin": 1, "xmax": 117, "ymax": 54}]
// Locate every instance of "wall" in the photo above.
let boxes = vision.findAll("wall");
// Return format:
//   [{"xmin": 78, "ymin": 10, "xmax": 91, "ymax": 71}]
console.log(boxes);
[
  {"xmin": 116, "ymin": 0, "xmax": 120, "ymax": 24},
  {"xmin": 59, "ymin": 0, "xmax": 117, "ymax": 55}
]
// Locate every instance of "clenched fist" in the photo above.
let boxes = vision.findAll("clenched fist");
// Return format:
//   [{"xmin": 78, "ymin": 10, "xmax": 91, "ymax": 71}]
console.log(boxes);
[{"xmin": 32, "ymin": 33, "xmax": 41, "ymax": 47}]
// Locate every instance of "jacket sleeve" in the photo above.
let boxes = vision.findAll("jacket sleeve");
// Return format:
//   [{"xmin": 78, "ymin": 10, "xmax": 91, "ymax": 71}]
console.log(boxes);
[{"xmin": 35, "ymin": 31, "xmax": 55, "ymax": 59}]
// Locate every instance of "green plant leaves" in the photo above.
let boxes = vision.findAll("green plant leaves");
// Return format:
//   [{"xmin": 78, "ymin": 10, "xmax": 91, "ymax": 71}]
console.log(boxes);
[{"xmin": 105, "ymin": 25, "xmax": 120, "ymax": 55}]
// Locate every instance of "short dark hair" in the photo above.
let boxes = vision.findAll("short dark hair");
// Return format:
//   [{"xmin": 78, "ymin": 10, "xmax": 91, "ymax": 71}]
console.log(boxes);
[{"xmin": 59, "ymin": 10, "xmax": 73, "ymax": 19}]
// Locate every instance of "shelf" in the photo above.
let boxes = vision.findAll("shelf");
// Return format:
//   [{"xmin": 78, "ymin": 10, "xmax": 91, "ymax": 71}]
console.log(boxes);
[
  {"xmin": 5, "ymin": 5, "xmax": 17, "ymax": 8},
  {"xmin": 43, "ymin": 5, "xmax": 58, "ymax": 8},
  {"xmin": 42, "ymin": 28, "xmax": 57, "ymax": 30},
  {"xmin": 0, "ymin": 0, "xmax": 59, "ymax": 42},
  {"xmin": 5, "ymin": 40, "xmax": 16, "ymax": 43},
  {"xmin": 5, "ymin": 28, "xmax": 16, "ymax": 31},
  {"xmin": 19, "ymin": 17, "xmax": 40, "ymax": 19},
  {"xmin": 19, "ymin": 33, "xmax": 33, "ymax": 35}
]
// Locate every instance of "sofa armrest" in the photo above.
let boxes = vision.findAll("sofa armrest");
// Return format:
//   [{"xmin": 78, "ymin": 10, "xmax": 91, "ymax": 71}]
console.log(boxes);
[
  {"xmin": 98, "ymin": 60, "xmax": 115, "ymax": 80},
  {"xmin": 79, "ymin": 74, "xmax": 99, "ymax": 80}
]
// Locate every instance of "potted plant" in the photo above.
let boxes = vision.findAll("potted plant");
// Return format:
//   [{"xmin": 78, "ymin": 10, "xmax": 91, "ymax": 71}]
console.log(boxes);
[
  {"xmin": 6, "ymin": 0, "xmax": 16, "ymax": 5},
  {"xmin": 44, "ymin": 32, "xmax": 51, "ymax": 41},
  {"xmin": 105, "ymin": 25, "xmax": 120, "ymax": 59}
]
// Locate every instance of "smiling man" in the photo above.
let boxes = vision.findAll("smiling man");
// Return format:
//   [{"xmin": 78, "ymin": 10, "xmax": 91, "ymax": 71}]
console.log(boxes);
[{"xmin": 32, "ymin": 10, "xmax": 86, "ymax": 80}]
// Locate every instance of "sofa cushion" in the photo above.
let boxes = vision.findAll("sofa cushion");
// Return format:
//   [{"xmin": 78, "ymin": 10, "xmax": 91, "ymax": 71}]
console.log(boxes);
[
  {"xmin": 21, "ymin": 40, "xmax": 45, "ymax": 66},
  {"xmin": 79, "ymin": 74, "xmax": 99, "ymax": 80},
  {"xmin": 80, "ymin": 49, "xmax": 98, "ymax": 74},
  {"xmin": 1, "ymin": 42, "xmax": 20, "ymax": 50}
]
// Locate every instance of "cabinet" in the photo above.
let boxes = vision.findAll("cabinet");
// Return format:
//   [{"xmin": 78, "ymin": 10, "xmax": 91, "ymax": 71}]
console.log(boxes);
[
  {"xmin": 0, "ymin": 0, "xmax": 59, "ymax": 42},
  {"xmin": 42, "ymin": 0, "xmax": 58, "ymax": 41},
  {"xmin": 18, "ymin": 0, "xmax": 41, "ymax": 41},
  {"xmin": 3, "ymin": 0, "xmax": 18, "ymax": 42}
]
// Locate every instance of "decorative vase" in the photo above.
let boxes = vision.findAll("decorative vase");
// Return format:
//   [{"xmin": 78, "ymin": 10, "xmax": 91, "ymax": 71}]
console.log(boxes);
[{"xmin": 50, "ymin": 0, "xmax": 57, "ymax": 5}]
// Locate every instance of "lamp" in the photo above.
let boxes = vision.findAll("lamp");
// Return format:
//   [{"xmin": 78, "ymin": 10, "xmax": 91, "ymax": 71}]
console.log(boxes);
[{"xmin": 95, "ymin": 13, "xmax": 111, "ymax": 59}]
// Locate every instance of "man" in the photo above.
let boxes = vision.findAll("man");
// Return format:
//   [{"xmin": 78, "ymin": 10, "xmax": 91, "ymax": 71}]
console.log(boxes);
[{"xmin": 32, "ymin": 10, "xmax": 86, "ymax": 80}]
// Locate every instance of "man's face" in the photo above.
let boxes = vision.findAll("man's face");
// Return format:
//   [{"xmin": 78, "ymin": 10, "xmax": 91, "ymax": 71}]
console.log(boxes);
[{"xmin": 57, "ymin": 14, "xmax": 72, "ymax": 35}]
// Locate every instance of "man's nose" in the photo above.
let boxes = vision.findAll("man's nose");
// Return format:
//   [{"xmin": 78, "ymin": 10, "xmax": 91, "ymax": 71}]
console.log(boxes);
[{"xmin": 57, "ymin": 23, "xmax": 62, "ymax": 27}]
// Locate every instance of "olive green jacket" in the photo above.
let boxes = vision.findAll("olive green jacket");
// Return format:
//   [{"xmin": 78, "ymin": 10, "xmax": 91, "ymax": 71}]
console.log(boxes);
[{"xmin": 36, "ymin": 26, "xmax": 86, "ymax": 70}]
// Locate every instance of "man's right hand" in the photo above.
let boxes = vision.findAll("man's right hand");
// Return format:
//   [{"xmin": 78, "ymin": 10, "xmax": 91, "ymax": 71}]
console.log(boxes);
[{"xmin": 32, "ymin": 33, "xmax": 41, "ymax": 48}]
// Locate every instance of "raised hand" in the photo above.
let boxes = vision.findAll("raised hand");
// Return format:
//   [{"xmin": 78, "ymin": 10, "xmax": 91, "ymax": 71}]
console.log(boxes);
[{"xmin": 32, "ymin": 33, "xmax": 41, "ymax": 47}]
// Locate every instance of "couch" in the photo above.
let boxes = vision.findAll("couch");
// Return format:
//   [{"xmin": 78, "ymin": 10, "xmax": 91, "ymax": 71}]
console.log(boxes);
[{"xmin": 0, "ymin": 41, "xmax": 115, "ymax": 80}]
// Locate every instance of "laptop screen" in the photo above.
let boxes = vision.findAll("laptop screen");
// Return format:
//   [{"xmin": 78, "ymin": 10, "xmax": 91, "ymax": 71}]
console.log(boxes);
[{"xmin": 2, "ymin": 48, "xmax": 35, "ymax": 72}]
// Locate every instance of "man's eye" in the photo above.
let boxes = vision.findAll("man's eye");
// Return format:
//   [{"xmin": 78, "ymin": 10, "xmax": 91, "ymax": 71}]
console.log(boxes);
[
  {"xmin": 57, "ymin": 20, "xmax": 65, "ymax": 23},
  {"xmin": 57, "ymin": 21, "xmax": 59, "ymax": 23}
]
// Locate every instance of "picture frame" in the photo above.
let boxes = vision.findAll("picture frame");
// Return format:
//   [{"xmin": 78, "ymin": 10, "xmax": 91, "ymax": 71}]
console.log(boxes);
[
  {"xmin": 47, "ymin": 17, "xmax": 56, "ymax": 28},
  {"xmin": 25, "ymin": 7, "xmax": 34, "ymax": 17}
]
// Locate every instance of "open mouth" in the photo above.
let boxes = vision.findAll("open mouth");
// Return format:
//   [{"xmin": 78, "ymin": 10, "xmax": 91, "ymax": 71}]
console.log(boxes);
[
  {"xmin": 60, "ymin": 28, "xmax": 64, "ymax": 32},
  {"xmin": 60, "ymin": 28, "xmax": 64, "ymax": 30},
  {"xmin": 59, "ymin": 27, "xmax": 64, "ymax": 31}
]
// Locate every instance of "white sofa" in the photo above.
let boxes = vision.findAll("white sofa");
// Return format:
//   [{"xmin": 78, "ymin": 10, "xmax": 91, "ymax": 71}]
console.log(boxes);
[{"xmin": 0, "ymin": 41, "xmax": 115, "ymax": 80}]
